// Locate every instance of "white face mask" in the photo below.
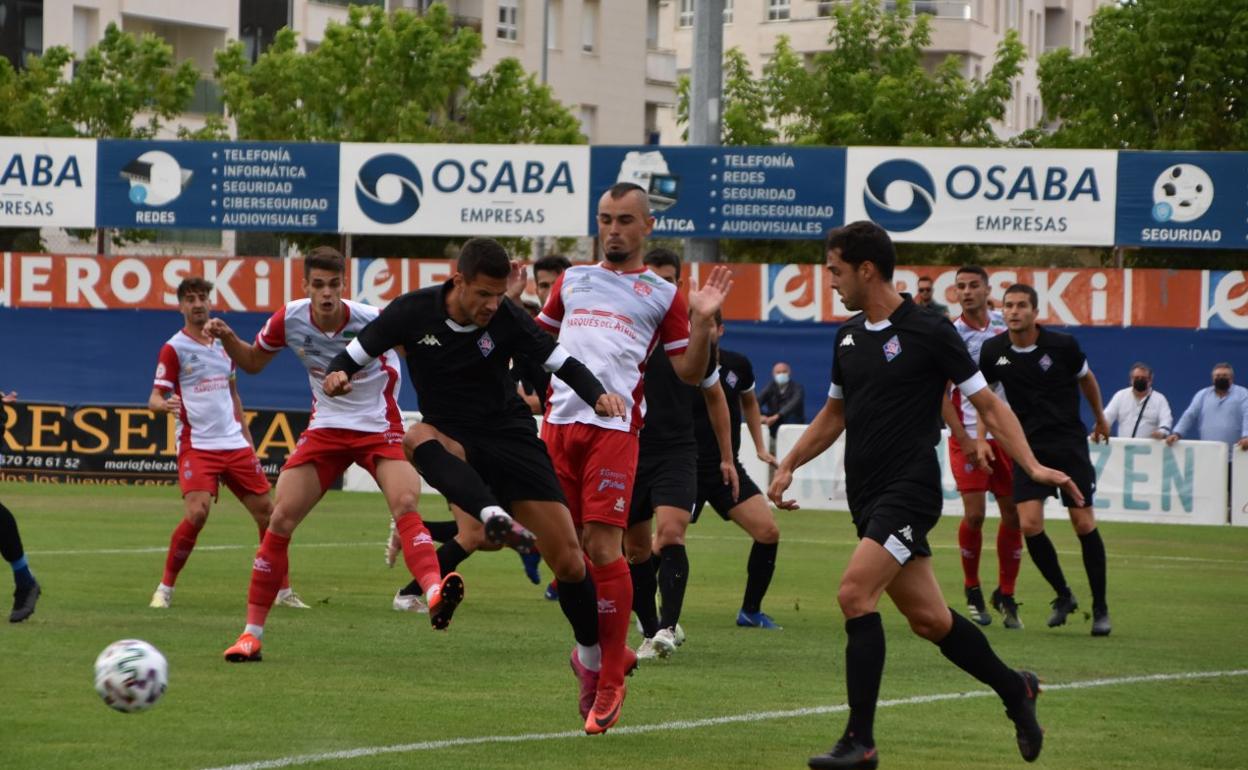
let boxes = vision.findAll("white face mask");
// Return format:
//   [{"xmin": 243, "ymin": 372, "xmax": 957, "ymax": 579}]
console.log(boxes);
[{"xmin": 774, "ymin": 372, "xmax": 790, "ymax": 386}]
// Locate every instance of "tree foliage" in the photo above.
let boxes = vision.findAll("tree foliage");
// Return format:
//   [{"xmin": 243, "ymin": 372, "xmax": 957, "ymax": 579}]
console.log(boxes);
[{"xmin": 1038, "ymin": 0, "xmax": 1248, "ymax": 151}]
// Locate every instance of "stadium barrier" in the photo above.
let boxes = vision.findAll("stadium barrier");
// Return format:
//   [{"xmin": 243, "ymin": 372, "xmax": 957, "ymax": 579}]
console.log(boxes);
[
  {"xmin": 773, "ymin": 426, "xmax": 1231, "ymax": 526},
  {"xmin": 1233, "ymin": 450, "xmax": 1248, "ymax": 528}
]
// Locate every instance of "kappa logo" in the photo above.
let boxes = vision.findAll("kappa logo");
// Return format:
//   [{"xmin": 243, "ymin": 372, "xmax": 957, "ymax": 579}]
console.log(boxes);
[
  {"xmin": 1038, "ymin": 353, "xmax": 1053, "ymax": 372},
  {"xmin": 417, "ymin": 334, "xmax": 441, "ymax": 346},
  {"xmin": 995, "ymin": 356, "xmax": 1011, "ymax": 366},
  {"xmin": 253, "ymin": 556, "xmax": 273, "ymax": 574},
  {"xmin": 613, "ymin": 497, "xmax": 626, "ymax": 513},
  {"xmin": 899, "ymin": 525, "xmax": 913, "ymax": 542},
  {"xmin": 883, "ymin": 334, "xmax": 902, "ymax": 362},
  {"xmin": 477, "ymin": 332, "xmax": 495, "ymax": 357},
  {"xmin": 840, "ymin": 334, "xmax": 855, "ymax": 347}
]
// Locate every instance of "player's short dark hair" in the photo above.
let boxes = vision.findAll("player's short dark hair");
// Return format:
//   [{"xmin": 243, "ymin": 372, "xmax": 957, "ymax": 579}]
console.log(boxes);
[
  {"xmin": 825, "ymin": 221, "xmax": 896, "ymax": 280},
  {"xmin": 1004, "ymin": 283, "xmax": 1039, "ymax": 309},
  {"xmin": 643, "ymin": 247, "xmax": 681, "ymax": 273},
  {"xmin": 1130, "ymin": 362, "xmax": 1153, "ymax": 375},
  {"xmin": 533, "ymin": 254, "xmax": 572, "ymax": 274},
  {"xmin": 176, "ymin": 277, "xmax": 213, "ymax": 300},
  {"xmin": 458, "ymin": 237, "xmax": 511, "ymax": 281},
  {"xmin": 917, "ymin": 275, "xmax": 934, "ymax": 285},
  {"xmin": 956, "ymin": 265, "xmax": 989, "ymax": 282},
  {"xmin": 604, "ymin": 182, "xmax": 646, "ymax": 200},
  {"xmin": 304, "ymin": 246, "xmax": 345, "ymax": 277}
]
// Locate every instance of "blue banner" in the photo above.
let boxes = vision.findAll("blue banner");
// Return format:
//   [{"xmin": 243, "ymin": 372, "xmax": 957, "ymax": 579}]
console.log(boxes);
[
  {"xmin": 589, "ymin": 146, "xmax": 844, "ymax": 239},
  {"xmin": 1114, "ymin": 150, "xmax": 1248, "ymax": 249},
  {"xmin": 96, "ymin": 140, "xmax": 339, "ymax": 232}
]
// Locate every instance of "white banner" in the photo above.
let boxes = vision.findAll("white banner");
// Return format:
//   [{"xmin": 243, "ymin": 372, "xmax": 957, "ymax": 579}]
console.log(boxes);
[
  {"xmin": 775, "ymin": 428, "xmax": 1230, "ymax": 526},
  {"xmin": 0, "ymin": 138, "xmax": 96, "ymax": 228},
  {"xmin": 1232, "ymin": 448, "xmax": 1248, "ymax": 527},
  {"xmin": 844, "ymin": 147, "xmax": 1118, "ymax": 245},
  {"xmin": 338, "ymin": 143, "xmax": 589, "ymax": 237}
]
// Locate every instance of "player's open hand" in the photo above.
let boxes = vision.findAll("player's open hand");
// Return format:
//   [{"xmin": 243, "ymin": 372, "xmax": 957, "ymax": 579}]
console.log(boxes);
[
  {"xmin": 756, "ymin": 447, "xmax": 777, "ymax": 467},
  {"xmin": 767, "ymin": 467, "xmax": 800, "ymax": 510},
  {"xmin": 720, "ymin": 460, "xmax": 740, "ymax": 500},
  {"xmin": 507, "ymin": 261, "xmax": 528, "ymax": 302},
  {"xmin": 1090, "ymin": 417, "xmax": 1111, "ymax": 444},
  {"xmin": 204, "ymin": 318, "xmax": 234, "ymax": 340},
  {"xmin": 687, "ymin": 265, "xmax": 733, "ymax": 319},
  {"xmin": 1, "ymin": 390, "xmax": 16, "ymax": 404},
  {"xmin": 1031, "ymin": 464, "xmax": 1084, "ymax": 507},
  {"xmin": 594, "ymin": 393, "xmax": 627, "ymax": 421},
  {"xmin": 323, "ymin": 371, "xmax": 352, "ymax": 397},
  {"xmin": 961, "ymin": 436, "xmax": 992, "ymax": 472},
  {"xmin": 162, "ymin": 395, "xmax": 182, "ymax": 414}
]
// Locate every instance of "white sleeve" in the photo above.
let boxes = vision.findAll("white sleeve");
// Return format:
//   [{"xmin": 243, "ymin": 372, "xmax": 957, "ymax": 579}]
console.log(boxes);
[
  {"xmin": 1076, "ymin": 360, "xmax": 1091, "ymax": 378},
  {"xmin": 700, "ymin": 367, "xmax": 721, "ymax": 390},
  {"xmin": 955, "ymin": 371, "xmax": 988, "ymax": 398},
  {"xmin": 542, "ymin": 345, "xmax": 571, "ymax": 373},
  {"xmin": 828, "ymin": 382, "xmax": 844, "ymax": 400},
  {"xmin": 346, "ymin": 338, "xmax": 376, "ymax": 367}
]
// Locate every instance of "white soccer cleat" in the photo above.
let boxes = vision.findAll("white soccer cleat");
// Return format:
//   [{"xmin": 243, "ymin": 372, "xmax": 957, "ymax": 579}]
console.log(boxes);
[
  {"xmin": 672, "ymin": 623, "xmax": 686, "ymax": 647},
  {"xmin": 275, "ymin": 588, "xmax": 310, "ymax": 609},
  {"xmin": 148, "ymin": 587, "xmax": 172, "ymax": 609},
  {"xmin": 652, "ymin": 627, "xmax": 677, "ymax": 658},
  {"xmin": 636, "ymin": 637, "xmax": 659, "ymax": 660},
  {"xmin": 392, "ymin": 590, "xmax": 428, "ymax": 614}
]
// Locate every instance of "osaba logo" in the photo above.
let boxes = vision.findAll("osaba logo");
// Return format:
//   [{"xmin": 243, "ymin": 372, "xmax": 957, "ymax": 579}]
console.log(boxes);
[
  {"xmin": 355, "ymin": 154, "xmax": 423, "ymax": 225},
  {"xmin": 863, "ymin": 159, "xmax": 936, "ymax": 232}
]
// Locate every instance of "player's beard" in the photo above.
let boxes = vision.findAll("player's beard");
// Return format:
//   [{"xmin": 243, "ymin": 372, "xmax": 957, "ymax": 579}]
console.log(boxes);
[{"xmin": 604, "ymin": 249, "xmax": 631, "ymax": 264}]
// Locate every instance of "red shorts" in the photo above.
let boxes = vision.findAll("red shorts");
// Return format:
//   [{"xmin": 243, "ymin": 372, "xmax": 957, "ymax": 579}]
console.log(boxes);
[
  {"xmin": 541, "ymin": 421, "xmax": 638, "ymax": 528},
  {"xmin": 949, "ymin": 436, "xmax": 1014, "ymax": 498},
  {"xmin": 178, "ymin": 446, "xmax": 271, "ymax": 500},
  {"xmin": 283, "ymin": 427, "xmax": 406, "ymax": 493}
]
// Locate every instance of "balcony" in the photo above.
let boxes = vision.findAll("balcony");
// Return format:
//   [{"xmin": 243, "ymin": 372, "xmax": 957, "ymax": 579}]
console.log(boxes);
[
  {"xmin": 646, "ymin": 48, "xmax": 677, "ymax": 85},
  {"xmin": 883, "ymin": 0, "xmax": 974, "ymax": 20},
  {"xmin": 187, "ymin": 78, "xmax": 224, "ymax": 115}
]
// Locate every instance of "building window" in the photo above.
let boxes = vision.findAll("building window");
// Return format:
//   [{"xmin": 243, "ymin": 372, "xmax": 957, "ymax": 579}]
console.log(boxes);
[
  {"xmin": 578, "ymin": 104, "xmax": 597, "ymax": 142},
  {"xmin": 767, "ymin": 0, "xmax": 791, "ymax": 21},
  {"xmin": 582, "ymin": 0, "xmax": 598, "ymax": 52},
  {"xmin": 724, "ymin": 0, "xmax": 734, "ymax": 24},
  {"xmin": 678, "ymin": 0, "xmax": 694, "ymax": 28},
  {"xmin": 817, "ymin": 1, "xmax": 835, "ymax": 17},
  {"xmin": 497, "ymin": 0, "xmax": 519, "ymax": 42}
]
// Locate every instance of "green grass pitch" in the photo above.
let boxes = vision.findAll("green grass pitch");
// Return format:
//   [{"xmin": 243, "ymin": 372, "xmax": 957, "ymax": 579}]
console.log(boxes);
[{"xmin": 2, "ymin": 481, "xmax": 1246, "ymax": 769}]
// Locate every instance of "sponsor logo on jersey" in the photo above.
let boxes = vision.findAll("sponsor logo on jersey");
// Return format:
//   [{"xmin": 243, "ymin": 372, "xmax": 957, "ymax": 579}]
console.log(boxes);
[
  {"xmin": 1039, "ymin": 353, "xmax": 1053, "ymax": 371},
  {"xmin": 996, "ymin": 356, "xmax": 1011, "ymax": 366},
  {"xmin": 840, "ymin": 333, "xmax": 855, "ymax": 347},
  {"xmin": 883, "ymin": 334, "xmax": 902, "ymax": 362},
  {"xmin": 477, "ymin": 332, "xmax": 495, "ymax": 357},
  {"xmin": 418, "ymin": 334, "xmax": 441, "ymax": 346}
]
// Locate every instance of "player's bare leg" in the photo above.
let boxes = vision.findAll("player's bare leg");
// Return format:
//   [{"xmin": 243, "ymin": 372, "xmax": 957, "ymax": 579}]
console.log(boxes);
[
  {"xmin": 152, "ymin": 491, "xmax": 212, "ymax": 608},
  {"xmin": 224, "ymin": 465, "xmax": 322, "ymax": 661},
  {"xmin": 726, "ymin": 494, "xmax": 782, "ymax": 629}
]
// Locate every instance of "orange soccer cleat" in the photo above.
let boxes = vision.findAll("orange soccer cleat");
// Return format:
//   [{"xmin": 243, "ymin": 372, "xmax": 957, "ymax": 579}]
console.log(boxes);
[{"xmin": 223, "ymin": 632, "xmax": 262, "ymax": 663}]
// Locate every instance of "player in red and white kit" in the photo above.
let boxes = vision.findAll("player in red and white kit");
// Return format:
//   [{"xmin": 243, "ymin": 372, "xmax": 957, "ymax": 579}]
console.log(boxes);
[
  {"xmin": 537, "ymin": 182, "xmax": 732, "ymax": 733},
  {"xmin": 148, "ymin": 277, "xmax": 305, "ymax": 610},
  {"xmin": 207, "ymin": 247, "xmax": 457, "ymax": 663},
  {"xmin": 940, "ymin": 265, "xmax": 1025, "ymax": 628}
]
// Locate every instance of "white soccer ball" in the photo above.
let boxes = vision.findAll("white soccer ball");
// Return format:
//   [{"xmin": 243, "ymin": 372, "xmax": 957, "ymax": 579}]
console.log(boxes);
[
  {"xmin": 1151, "ymin": 163, "xmax": 1214, "ymax": 223},
  {"xmin": 93, "ymin": 639, "xmax": 168, "ymax": 713}
]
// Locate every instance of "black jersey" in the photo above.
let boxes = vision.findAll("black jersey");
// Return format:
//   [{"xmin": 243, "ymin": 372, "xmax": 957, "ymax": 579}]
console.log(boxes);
[
  {"xmin": 638, "ymin": 345, "xmax": 718, "ymax": 453},
  {"xmin": 353, "ymin": 280, "xmax": 556, "ymax": 427},
  {"xmin": 980, "ymin": 325, "xmax": 1088, "ymax": 447},
  {"xmin": 511, "ymin": 356, "xmax": 552, "ymax": 411},
  {"xmin": 693, "ymin": 348, "xmax": 754, "ymax": 463},
  {"xmin": 831, "ymin": 298, "xmax": 982, "ymax": 514}
]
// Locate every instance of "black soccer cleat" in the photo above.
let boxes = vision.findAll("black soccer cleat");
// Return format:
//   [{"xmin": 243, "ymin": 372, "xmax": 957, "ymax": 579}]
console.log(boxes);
[
  {"xmin": 483, "ymin": 513, "xmax": 538, "ymax": 555},
  {"xmin": 1091, "ymin": 607, "xmax": 1112, "ymax": 636},
  {"xmin": 991, "ymin": 587, "xmax": 1024, "ymax": 630},
  {"xmin": 808, "ymin": 737, "xmax": 879, "ymax": 770},
  {"xmin": 9, "ymin": 580, "xmax": 40, "ymax": 623},
  {"xmin": 966, "ymin": 585, "xmax": 992, "ymax": 626},
  {"xmin": 1005, "ymin": 670, "xmax": 1044, "ymax": 762},
  {"xmin": 429, "ymin": 572, "xmax": 465, "ymax": 631},
  {"xmin": 1046, "ymin": 592, "xmax": 1078, "ymax": 628}
]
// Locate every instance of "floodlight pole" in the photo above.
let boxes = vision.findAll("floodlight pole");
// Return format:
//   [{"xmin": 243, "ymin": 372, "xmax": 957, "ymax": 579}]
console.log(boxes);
[{"xmin": 686, "ymin": 0, "xmax": 723, "ymax": 264}]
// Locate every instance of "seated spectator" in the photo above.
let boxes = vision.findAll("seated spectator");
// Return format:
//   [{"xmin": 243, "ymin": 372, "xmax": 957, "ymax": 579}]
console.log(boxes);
[
  {"xmin": 1103, "ymin": 362, "xmax": 1173, "ymax": 439},
  {"xmin": 758, "ymin": 362, "xmax": 805, "ymax": 438}
]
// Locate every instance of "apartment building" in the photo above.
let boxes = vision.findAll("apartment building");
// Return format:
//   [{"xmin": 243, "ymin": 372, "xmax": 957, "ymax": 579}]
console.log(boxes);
[{"xmin": 656, "ymin": 0, "xmax": 1112, "ymax": 143}]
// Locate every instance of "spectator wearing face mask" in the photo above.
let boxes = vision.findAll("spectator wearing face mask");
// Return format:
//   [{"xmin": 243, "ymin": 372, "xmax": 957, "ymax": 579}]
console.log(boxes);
[
  {"xmin": 1167, "ymin": 362, "xmax": 1248, "ymax": 457},
  {"xmin": 1102, "ymin": 362, "xmax": 1173, "ymax": 439},
  {"xmin": 758, "ymin": 362, "xmax": 806, "ymax": 438}
]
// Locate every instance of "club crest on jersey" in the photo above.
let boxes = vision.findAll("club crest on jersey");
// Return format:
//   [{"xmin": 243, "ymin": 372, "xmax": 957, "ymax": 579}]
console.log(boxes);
[
  {"xmin": 725, "ymin": 371, "xmax": 739, "ymax": 388},
  {"xmin": 1039, "ymin": 354, "xmax": 1053, "ymax": 371},
  {"xmin": 477, "ymin": 332, "xmax": 495, "ymax": 357},
  {"xmin": 633, "ymin": 279, "xmax": 653, "ymax": 297},
  {"xmin": 883, "ymin": 334, "xmax": 902, "ymax": 362}
]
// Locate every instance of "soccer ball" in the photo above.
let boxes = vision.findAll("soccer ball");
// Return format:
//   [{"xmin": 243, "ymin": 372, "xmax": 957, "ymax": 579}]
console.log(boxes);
[
  {"xmin": 1151, "ymin": 163, "xmax": 1214, "ymax": 223},
  {"xmin": 93, "ymin": 639, "xmax": 168, "ymax": 713}
]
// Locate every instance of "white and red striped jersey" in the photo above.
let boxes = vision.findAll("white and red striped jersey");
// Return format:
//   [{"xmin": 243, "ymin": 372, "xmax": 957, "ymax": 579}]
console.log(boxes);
[
  {"xmin": 951, "ymin": 309, "xmax": 1008, "ymax": 439},
  {"xmin": 537, "ymin": 264, "xmax": 690, "ymax": 433},
  {"xmin": 154, "ymin": 330, "xmax": 249, "ymax": 453},
  {"xmin": 256, "ymin": 298, "xmax": 403, "ymax": 433}
]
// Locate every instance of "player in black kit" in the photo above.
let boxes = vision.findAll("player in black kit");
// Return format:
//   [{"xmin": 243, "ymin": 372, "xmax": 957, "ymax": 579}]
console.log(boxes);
[
  {"xmin": 626, "ymin": 248, "xmax": 737, "ymax": 660},
  {"xmin": 980, "ymin": 283, "xmax": 1112, "ymax": 636},
  {"xmin": 325, "ymin": 238, "xmax": 628, "ymax": 722},
  {"xmin": 769, "ymin": 222, "xmax": 1078, "ymax": 770},
  {"xmin": 691, "ymin": 312, "xmax": 784, "ymax": 630}
]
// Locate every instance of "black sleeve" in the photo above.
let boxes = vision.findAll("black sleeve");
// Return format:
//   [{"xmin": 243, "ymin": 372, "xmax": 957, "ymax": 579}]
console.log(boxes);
[
  {"xmin": 933, "ymin": 318, "xmax": 981, "ymax": 387},
  {"xmin": 554, "ymin": 356, "xmax": 607, "ymax": 408},
  {"xmin": 502, "ymin": 297, "xmax": 558, "ymax": 366},
  {"xmin": 738, "ymin": 355, "xmax": 756, "ymax": 391},
  {"xmin": 1064, "ymin": 334, "xmax": 1088, "ymax": 378},
  {"xmin": 327, "ymin": 294, "xmax": 414, "ymax": 377}
]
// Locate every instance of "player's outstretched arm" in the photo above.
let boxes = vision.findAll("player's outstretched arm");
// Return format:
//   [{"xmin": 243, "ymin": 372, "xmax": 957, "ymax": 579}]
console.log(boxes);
[
  {"xmin": 204, "ymin": 318, "xmax": 277, "ymax": 374},
  {"xmin": 672, "ymin": 266, "xmax": 733, "ymax": 385},
  {"xmin": 702, "ymin": 380, "xmax": 740, "ymax": 499},
  {"xmin": 1079, "ymin": 369, "xmax": 1111, "ymax": 443},
  {"xmin": 971, "ymin": 388, "xmax": 1084, "ymax": 507},
  {"xmin": 768, "ymin": 397, "xmax": 845, "ymax": 510}
]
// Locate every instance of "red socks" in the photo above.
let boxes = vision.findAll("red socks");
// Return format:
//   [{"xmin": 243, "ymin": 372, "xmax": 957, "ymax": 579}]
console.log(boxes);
[
  {"xmin": 257, "ymin": 523, "xmax": 291, "ymax": 590},
  {"xmin": 997, "ymin": 524, "xmax": 1023, "ymax": 596},
  {"xmin": 958, "ymin": 518, "xmax": 983, "ymax": 589},
  {"xmin": 589, "ymin": 556, "xmax": 632, "ymax": 688},
  {"xmin": 161, "ymin": 518, "xmax": 205, "ymax": 587},
  {"xmin": 246, "ymin": 531, "xmax": 290, "ymax": 628},
  {"xmin": 395, "ymin": 512, "xmax": 442, "ymax": 592}
]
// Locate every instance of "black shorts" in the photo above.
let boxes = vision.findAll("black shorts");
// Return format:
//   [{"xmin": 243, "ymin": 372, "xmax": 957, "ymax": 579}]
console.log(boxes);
[
  {"xmin": 1013, "ymin": 441, "xmax": 1096, "ymax": 508},
  {"xmin": 427, "ymin": 417, "xmax": 567, "ymax": 510},
  {"xmin": 628, "ymin": 447, "xmax": 697, "ymax": 526},
  {"xmin": 692, "ymin": 460, "xmax": 763, "ymax": 522},
  {"xmin": 851, "ymin": 500, "xmax": 937, "ymax": 566}
]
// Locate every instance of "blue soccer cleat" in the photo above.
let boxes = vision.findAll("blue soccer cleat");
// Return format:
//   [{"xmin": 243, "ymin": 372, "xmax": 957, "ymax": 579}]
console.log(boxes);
[
  {"xmin": 520, "ymin": 550, "xmax": 542, "ymax": 585},
  {"xmin": 736, "ymin": 609, "xmax": 782, "ymax": 630}
]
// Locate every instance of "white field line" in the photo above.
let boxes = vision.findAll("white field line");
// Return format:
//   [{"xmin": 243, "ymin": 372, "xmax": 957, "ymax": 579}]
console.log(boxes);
[
  {"xmin": 201, "ymin": 669, "xmax": 1248, "ymax": 770},
  {"xmin": 28, "ymin": 541, "xmax": 378, "ymax": 556}
]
